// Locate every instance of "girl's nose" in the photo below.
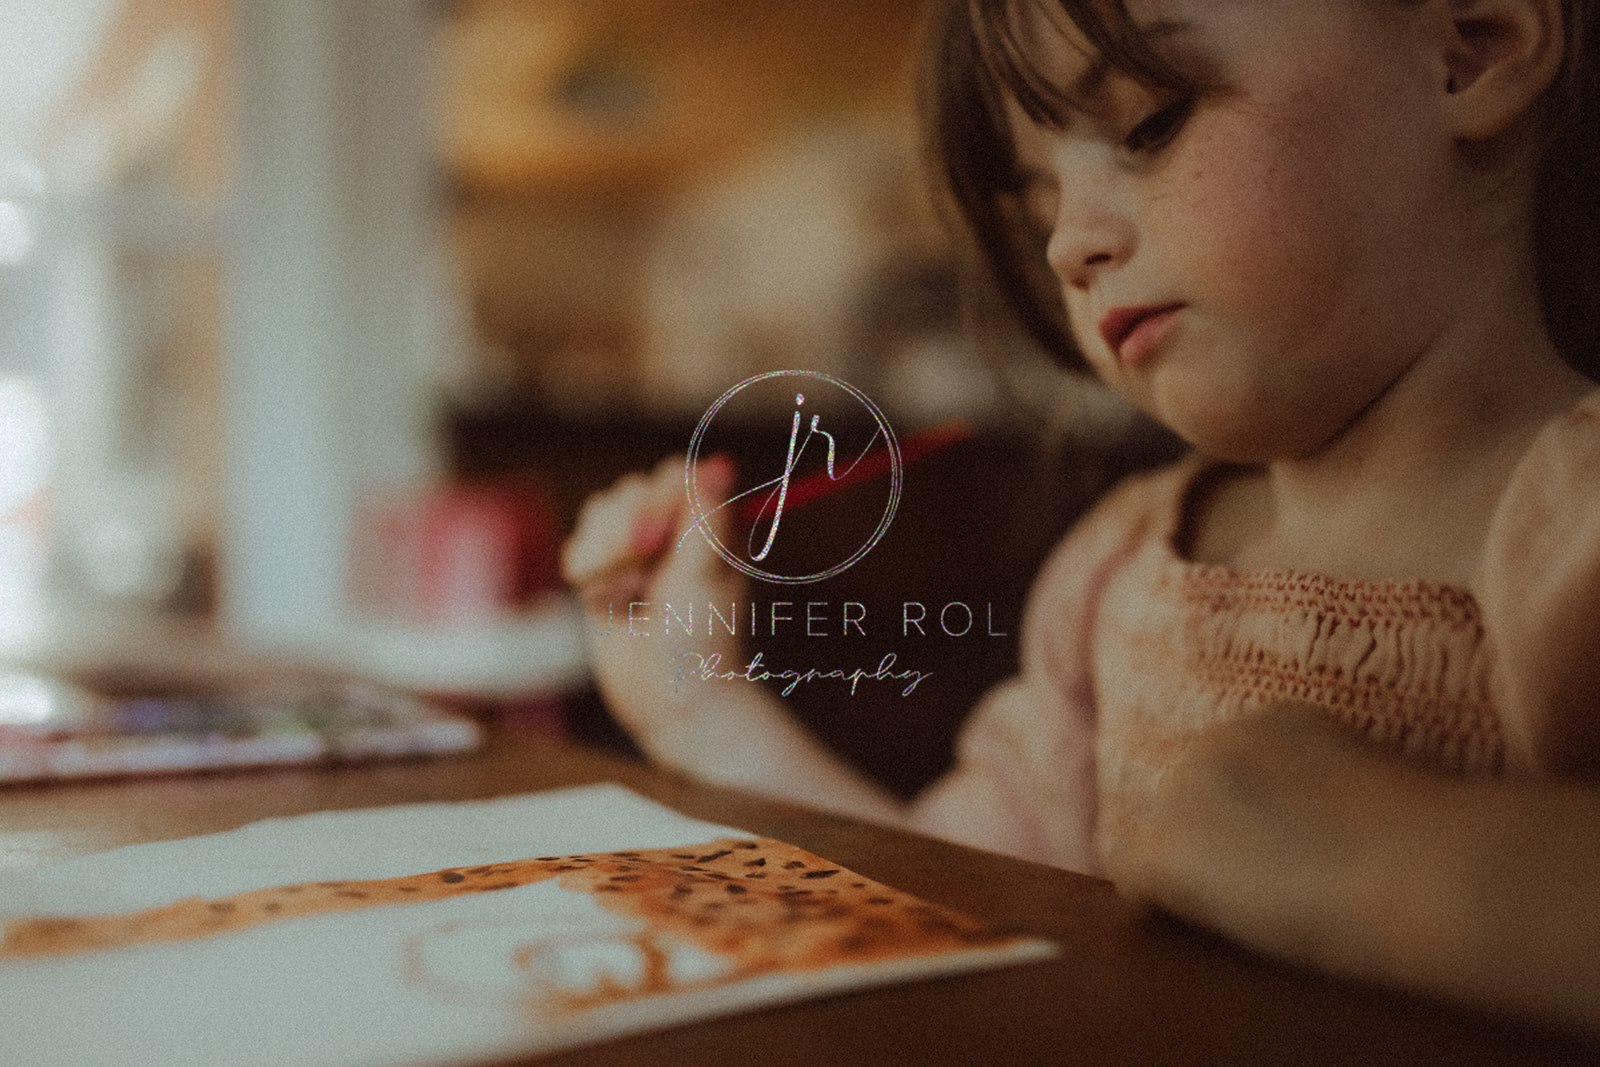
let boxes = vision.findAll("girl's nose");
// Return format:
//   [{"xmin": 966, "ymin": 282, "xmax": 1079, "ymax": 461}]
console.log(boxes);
[{"xmin": 1044, "ymin": 181, "xmax": 1135, "ymax": 292}]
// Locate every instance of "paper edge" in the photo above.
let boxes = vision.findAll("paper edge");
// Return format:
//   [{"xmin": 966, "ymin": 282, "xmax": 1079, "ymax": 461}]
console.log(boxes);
[{"xmin": 431, "ymin": 937, "xmax": 1062, "ymax": 1066}]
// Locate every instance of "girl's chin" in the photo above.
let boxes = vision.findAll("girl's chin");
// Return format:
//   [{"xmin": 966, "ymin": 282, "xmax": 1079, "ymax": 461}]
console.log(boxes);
[
  {"xmin": 1154, "ymin": 404, "xmax": 1343, "ymax": 465},
  {"xmin": 1119, "ymin": 362, "xmax": 1356, "ymax": 463}
]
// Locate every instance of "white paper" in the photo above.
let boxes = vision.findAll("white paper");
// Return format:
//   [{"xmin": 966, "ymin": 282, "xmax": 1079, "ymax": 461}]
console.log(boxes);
[{"xmin": 0, "ymin": 784, "xmax": 1054, "ymax": 1066}]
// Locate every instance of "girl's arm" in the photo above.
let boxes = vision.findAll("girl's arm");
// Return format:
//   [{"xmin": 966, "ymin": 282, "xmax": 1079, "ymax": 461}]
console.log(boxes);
[
  {"xmin": 1108, "ymin": 705, "xmax": 1600, "ymax": 1036},
  {"xmin": 562, "ymin": 453, "xmax": 1082, "ymax": 842},
  {"xmin": 564, "ymin": 454, "xmax": 1137, "ymax": 866},
  {"xmin": 623, "ymin": 681, "xmax": 908, "ymax": 822},
  {"xmin": 902, "ymin": 472, "xmax": 1149, "ymax": 871},
  {"xmin": 564, "ymin": 455, "xmax": 903, "ymax": 821}
]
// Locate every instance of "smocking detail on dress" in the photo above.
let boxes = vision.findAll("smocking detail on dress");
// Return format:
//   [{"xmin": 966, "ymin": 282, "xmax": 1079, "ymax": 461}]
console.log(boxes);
[
  {"xmin": 1176, "ymin": 567, "xmax": 1483, "ymax": 628},
  {"xmin": 1089, "ymin": 456, "xmax": 1511, "ymax": 861}
]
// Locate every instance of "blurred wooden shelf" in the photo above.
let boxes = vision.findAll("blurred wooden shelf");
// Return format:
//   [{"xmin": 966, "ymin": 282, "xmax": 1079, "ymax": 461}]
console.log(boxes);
[{"xmin": 438, "ymin": 0, "xmax": 929, "ymax": 200}]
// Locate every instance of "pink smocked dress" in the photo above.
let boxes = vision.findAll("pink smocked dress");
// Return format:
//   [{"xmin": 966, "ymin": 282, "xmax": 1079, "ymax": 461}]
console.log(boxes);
[{"xmin": 943, "ymin": 390, "xmax": 1600, "ymax": 873}]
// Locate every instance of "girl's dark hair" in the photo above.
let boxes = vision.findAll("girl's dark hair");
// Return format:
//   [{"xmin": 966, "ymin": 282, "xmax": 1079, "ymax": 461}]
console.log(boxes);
[{"xmin": 922, "ymin": 0, "xmax": 1600, "ymax": 381}]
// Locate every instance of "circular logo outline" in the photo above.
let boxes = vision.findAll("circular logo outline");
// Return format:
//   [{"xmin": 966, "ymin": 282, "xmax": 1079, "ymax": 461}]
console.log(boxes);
[{"xmin": 685, "ymin": 370, "xmax": 902, "ymax": 585}]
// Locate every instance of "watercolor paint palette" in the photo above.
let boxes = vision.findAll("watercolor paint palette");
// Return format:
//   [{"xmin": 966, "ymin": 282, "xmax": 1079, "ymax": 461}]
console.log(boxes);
[
  {"xmin": 0, "ymin": 785, "xmax": 1054, "ymax": 1065},
  {"xmin": 0, "ymin": 671, "xmax": 481, "ymax": 783}
]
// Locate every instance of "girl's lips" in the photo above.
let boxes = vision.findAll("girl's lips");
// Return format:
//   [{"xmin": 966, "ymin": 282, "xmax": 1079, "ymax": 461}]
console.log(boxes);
[{"xmin": 1098, "ymin": 304, "xmax": 1185, "ymax": 366}]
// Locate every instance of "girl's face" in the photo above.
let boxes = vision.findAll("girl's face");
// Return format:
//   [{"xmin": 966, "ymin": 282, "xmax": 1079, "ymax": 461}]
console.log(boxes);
[{"xmin": 1008, "ymin": 0, "xmax": 1466, "ymax": 461}]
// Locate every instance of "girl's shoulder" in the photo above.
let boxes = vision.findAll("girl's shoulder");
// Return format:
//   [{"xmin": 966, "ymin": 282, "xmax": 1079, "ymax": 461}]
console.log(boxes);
[
  {"xmin": 1477, "ymin": 386, "xmax": 1600, "ymax": 772},
  {"xmin": 1488, "ymin": 387, "xmax": 1600, "ymax": 524},
  {"xmin": 1051, "ymin": 451, "xmax": 1271, "ymax": 576},
  {"xmin": 1539, "ymin": 385, "xmax": 1600, "ymax": 446},
  {"xmin": 1046, "ymin": 454, "xmax": 1201, "ymax": 562},
  {"xmin": 1026, "ymin": 453, "xmax": 1204, "ymax": 611},
  {"xmin": 1523, "ymin": 383, "xmax": 1600, "ymax": 439}
]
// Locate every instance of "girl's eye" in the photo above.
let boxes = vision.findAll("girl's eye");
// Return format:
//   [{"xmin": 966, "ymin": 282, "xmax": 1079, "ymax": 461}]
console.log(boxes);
[{"xmin": 1122, "ymin": 97, "xmax": 1194, "ymax": 154}]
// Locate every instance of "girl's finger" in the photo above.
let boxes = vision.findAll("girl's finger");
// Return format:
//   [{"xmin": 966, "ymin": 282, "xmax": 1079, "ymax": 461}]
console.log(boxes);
[
  {"xmin": 563, "ymin": 457, "xmax": 716, "ymax": 587},
  {"xmin": 572, "ymin": 559, "xmax": 648, "ymax": 619},
  {"xmin": 561, "ymin": 478, "xmax": 651, "ymax": 585},
  {"xmin": 641, "ymin": 456, "xmax": 742, "ymax": 612},
  {"xmin": 660, "ymin": 454, "xmax": 738, "ymax": 566},
  {"xmin": 695, "ymin": 454, "xmax": 737, "ymax": 528},
  {"xmin": 630, "ymin": 455, "xmax": 692, "ymax": 557}
]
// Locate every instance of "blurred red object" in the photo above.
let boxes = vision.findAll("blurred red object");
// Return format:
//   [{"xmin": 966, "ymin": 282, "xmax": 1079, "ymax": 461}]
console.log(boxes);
[{"xmin": 348, "ymin": 481, "xmax": 561, "ymax": 625}]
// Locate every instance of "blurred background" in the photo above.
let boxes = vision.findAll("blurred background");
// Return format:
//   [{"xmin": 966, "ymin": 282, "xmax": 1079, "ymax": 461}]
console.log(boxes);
[{"xmin": 0, "ymin": 0, "xmax": 1172, "ymax": 792}]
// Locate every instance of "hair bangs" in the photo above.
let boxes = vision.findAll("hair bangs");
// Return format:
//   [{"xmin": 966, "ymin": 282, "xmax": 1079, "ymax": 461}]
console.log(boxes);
[
  {"xmin": 970, "ymin": 0, "xmax": 1195, "ymax": 127},
  {"xmin": 920, "ymin": 0, "xmax": 1072, "ymax": 364}
]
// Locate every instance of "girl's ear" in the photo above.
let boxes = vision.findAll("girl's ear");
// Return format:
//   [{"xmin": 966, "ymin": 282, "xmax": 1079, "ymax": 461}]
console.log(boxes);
[{"xmin": 1435, "ymin": 0, "xmax": 1565, "ymax": 141}]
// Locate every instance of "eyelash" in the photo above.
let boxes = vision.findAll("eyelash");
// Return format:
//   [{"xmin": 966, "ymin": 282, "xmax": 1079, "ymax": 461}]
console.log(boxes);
[{"xmin": 1122, "ymin": 97, "xmax": 1195, "ymax": 154}]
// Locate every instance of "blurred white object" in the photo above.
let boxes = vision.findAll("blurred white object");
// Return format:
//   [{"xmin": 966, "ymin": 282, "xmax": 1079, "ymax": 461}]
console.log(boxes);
[
  {"xmin": 224, "ymin": 1, "xmax": 463, "ymax": 648},
  {"xmin": 0, "ymin": 156, "xmax": 55, "ymax": 637},
  {"xmin": 0, "ymin": 200, "xmax": 37, "ymax": 267},
  {"xmin": 328, "ymin": 599, "xmax": 589, "ymax": 699},
  {"xmin": 0, "ymin": 0, "xmax": 119, "ymax": 150}
]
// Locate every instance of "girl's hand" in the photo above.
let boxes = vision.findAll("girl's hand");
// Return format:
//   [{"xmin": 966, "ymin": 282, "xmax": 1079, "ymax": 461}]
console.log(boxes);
[
  {"xmin": 1111, "ymin": 704, "xmax": 1600, "ymax": 1035},
  {"xmin": 562, "ymin": 454, "xmax": 746, "ymax": 754},
  {"xmin": 1105, "ymin": 706, "xmax": 1423, "ymax": 974},
  {"xmin": 562, "ymin": 456, "xmax": 904, "ymax": 822}
]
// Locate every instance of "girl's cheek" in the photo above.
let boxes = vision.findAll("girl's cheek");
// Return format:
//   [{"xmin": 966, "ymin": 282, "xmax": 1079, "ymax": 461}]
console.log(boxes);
[{"xmin": 1174, "ymin": 128, "xmax": 1336, "ymax": 318}]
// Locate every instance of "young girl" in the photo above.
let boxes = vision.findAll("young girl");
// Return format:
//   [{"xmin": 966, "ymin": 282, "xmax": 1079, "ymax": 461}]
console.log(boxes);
[{"xmin": 562, "ymin": 0, "xmax": 1600, "ymax": 878}]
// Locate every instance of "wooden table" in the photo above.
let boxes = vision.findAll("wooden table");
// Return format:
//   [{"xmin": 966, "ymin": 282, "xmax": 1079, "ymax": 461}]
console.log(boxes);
[{"xmin": 0, "ymin": 724, "xmax": 1590, "ymax": 1066}]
